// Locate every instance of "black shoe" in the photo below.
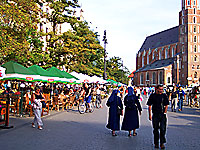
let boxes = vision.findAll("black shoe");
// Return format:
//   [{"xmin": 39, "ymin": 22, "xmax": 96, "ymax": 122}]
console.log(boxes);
[
  {"xmin": 155, "ymin": 144, "xmax": 159, "ymax": 149},
  {"xmin": 160, "ymin": 144, "xmax": 165, "ymax": 149}
]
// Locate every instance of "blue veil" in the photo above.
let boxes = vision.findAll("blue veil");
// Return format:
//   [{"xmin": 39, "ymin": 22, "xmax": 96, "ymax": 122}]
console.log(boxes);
[
  {"xmin": 108, "ymin": 90, "xmax": 118, "ymax": 103},
  {"xmin": 127, "ymin": 87, "xmax": 134, "ymax": 96}
]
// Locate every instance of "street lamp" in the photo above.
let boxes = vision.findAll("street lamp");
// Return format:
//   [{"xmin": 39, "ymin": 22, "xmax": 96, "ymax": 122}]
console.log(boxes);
[{"xmin": 103, "ymin": 30, "xmax": 108, "ymax": 80}]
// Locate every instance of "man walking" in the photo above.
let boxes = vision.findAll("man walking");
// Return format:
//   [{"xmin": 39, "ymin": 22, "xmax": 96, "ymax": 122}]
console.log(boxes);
[{"xmin": 147, "ymin": 85, "xmax": 169, "ymax": 149}]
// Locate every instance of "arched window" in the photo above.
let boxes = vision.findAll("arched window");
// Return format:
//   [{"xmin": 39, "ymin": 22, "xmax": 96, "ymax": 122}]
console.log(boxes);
[
  {"xmin": 182, "ymin": 45, "xmax": 185, "ymax": 53},
  {"xmin": 194, "ymin": 72, "xmax": 198, "ymax": 78},
  {"xmin": 146, "ymin": 72, "xmax": 149, "ymax": 81},
  {"xmin": 194, "ymin": 17, "xmax": 196, "ymax": 23},
  {"xmin": 192, "ymin": 65, "xmax": 195, "ymax": 69},
  {"xmin": 159, "ymin": 72, "xmax": 163, "ymax": 84},
  {"xmin": 194, "ymin": 8, "xmax": 196, "ymax": 14},
  {"xmin": 197, "ymin": 65, "xmax": 200, "ymax": 69},
  {"xmin": 194, "ymin": 36, "xmax": 197, "ymax": 42},
  {"xmin": 182, "ymin": 18, "xmax": 184, "ymax": 25},
  {"xmin": 140, "ymin": 73, "xmax": 144, "ymax": 84},
  {"xmin": 194, "ymin": 26, "xmax": 196, "ymax": 32},
  {"xmin": 165, "ymin": 48, "xmax": 168, "ymax": 59},
  {"xmin": 194, "ymin": 45, "xmax": 197, "ymax": 52},
  {"xmin": 159, "ymin": 50, "xmax": 162, "ymax": 60},
  {"xmin": 188, "ymin": 0, "xmax": 190, "ymax": 5},
  {"xmin": 172, "ymin": 47, "xmax": 175, "ymax": 57},
  {"xmin": 194, "ymin": 55, "xmax": 198, "ymax": 62},
  {"xmin": 142, "ymin": 56, "xmax": 144, "ymax": 67},
  {"xmin": 153, "ymin": 72, "xmax": 156, "ymax": 84},
  {"xmin": 147, "ymin": 54, "xmax": 149, "ymax": 64},
  {"xmin": 194, "ymin": 0, "xmax": 196, "ymax": 5}
]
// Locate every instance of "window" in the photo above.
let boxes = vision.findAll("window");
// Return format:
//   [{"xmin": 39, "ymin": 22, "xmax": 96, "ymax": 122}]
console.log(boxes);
[
  {"xmin": 140, "ymin": 73, "xmax": 144, "ymax": 84},
  {"xmin": 194, "ymin": 8, "xmax": 196, "ymax": 14},
  {"xmin": 194, "ymin": 26, "xmax": 196, "ymax": 32},
  {"xmin": 153, "ymin": 72, "xmax": 156, "ymax": 84},
  {"xmin": 152, "ymin": 52, "xmax": 155, "ymax": 59},
  {"xmin": 146, "ymin": 72, "xmax": 149, "ymax": 81},
  {"xmin": 188, "ymin": 0, "xmax": 190, "ymax": 5},
  {"xmin": 182, "ymin": 45, "xmax": 185, "ymax": 53},
  {"xmin": 165, "ymin": 48, "xmax": 168, "ymax": 59},
  {"xmin": 194, "ymin": 17, "xmax": 196, "ymax": 23},
  {"xmin": 142, "ymin": 56, "xmax": 144, "ymax": 67},
  {"xmin": 194, "ymin": 45, "xmax": 197, "ymax": 52},
  {"xmin": 159, "ymin": 50, "xmax": 162, "ymax": 60},
  {"xmin": 172, "ymin": 47, "xmax": 175, "ymax": 57},
  {"xmin": 147, "ymin": 54, "xmax": 149, "ymax": 64},
  {"xmin": 194, "ymin": 72, "xmax": 198, "ymax": 78},
  {"xmin": 194, "ymin": 55, "xmax": 198, "ymax": 62},
  {"xmin": 192, "ymin": 65, "xmax": 195, "ymax": 69},
  {"xmin": 197, "ymin": 65, "xmax": 200, "ymax": 69},
  {"xmin": 194, "ymin": 36, "xmax": 197, "ymax": 42},
  {"xmin": 182, "ymin": 18, "xmax": 184, "ymax": 25},
  {"xmin": 194, "ymin": 0, "xmax": 196, "ymax": 5},
  {"xmin": 168, "ymin": 77, "xmax": 170, "ymax": 84},
  {"xmin": 159, "ymin": 72, "xmax": 163, "ymax": 84}
]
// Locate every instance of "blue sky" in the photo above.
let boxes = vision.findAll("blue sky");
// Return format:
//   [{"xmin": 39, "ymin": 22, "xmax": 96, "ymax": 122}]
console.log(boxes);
[{"xmin": 78, "ymin": 0, "xmax": 182, "ymax": 72}]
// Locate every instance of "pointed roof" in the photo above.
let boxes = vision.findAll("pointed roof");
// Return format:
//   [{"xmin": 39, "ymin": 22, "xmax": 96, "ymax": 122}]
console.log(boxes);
[
  {"xmin": 28, "ymin": 65, "xmax": 53, "ymax": 77},
  {"xmin": 2, "ymin": 61, "xmax": 37, "ymax": 75},
  {"xmin": 47, "ymin": 67, "xmax": 79, "ymax": 80},
  {"xmin": 139, "ymin": 26, "xmax": 179, "ymax": 52}
]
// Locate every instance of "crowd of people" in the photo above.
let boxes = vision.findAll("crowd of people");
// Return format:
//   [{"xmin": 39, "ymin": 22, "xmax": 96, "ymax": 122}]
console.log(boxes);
[{"xmin": 105, "ymin": 84, "xmax": 200, "ymax": 149}]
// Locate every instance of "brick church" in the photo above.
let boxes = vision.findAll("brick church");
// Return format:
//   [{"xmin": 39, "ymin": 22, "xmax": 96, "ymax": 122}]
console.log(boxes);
[{"xmin": 134, "ymin": 0, "xmax": 200, "ymax": 87}]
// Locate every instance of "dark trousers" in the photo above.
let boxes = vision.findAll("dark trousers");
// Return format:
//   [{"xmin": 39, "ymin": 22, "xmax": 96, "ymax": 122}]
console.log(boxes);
[{"xmin": 152, "ymin": 114, "xmax": 167, "ymax": 145}]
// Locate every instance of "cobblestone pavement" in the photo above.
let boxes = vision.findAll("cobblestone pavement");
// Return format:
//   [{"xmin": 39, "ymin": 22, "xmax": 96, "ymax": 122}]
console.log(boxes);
[{"xmin": 0, "ymin": 96, "xmax": 200, "ymax": 150}]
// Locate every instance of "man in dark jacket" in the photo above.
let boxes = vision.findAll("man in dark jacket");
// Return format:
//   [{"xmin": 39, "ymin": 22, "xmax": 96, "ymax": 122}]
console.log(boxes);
[{"xmin": 147, "ymin": 85, "xmax": 169, "ymax": 149}]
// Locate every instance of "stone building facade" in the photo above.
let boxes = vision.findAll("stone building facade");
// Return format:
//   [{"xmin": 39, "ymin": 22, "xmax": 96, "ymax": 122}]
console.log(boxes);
[{"xmin": 134, "ymin": 0, "xmax": 200, "ymax": 87}]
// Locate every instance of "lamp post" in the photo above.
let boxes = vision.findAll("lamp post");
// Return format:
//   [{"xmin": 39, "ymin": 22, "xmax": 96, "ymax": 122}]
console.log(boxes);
[{"xmin": 103, "ymin": 30, "xmax": 108, "ymax": 80}]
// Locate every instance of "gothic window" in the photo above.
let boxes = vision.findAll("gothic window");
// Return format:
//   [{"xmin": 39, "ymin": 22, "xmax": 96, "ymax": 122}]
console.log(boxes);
[
  {"xmin": 142, "ymin": 56, "xmax": 144, "ymax": 67},
  {"xmin": 194, "ymin": 36, "xmax": 197, "ymax": 42},
  {"xmin": 159, "ymin": 50, "xmax": 162, "ymax": 60},
  {"xmin": 140, "ymin": 73, "xmax": 144, "ymax": 84},
  {"xmin": 192, "ymin": 65, "xmax": 195, "ymax": 69},
  {"xmin": 153, "ymin": 72, "xmax": 156, "ymax": 84},
  {"xmin": 194, "ymin": 26, "xmax": 196, "ymax": 32},
  {"xmin": 182, "ymin": 45, "xmax": 185, "ymax": 53},
  {"xmin": 194, "ymin": 55, "xmax": 198, "ymax": 62},
  {"xmin": 159, "ymin": 72, "xmax": 163, "ymax": 84},
  {"xmin": 194, "ymin": 17, "xmax": 196, "ymax": 23},
  {"xmin": 194, "ymin": 72, "xmax": 198, "ymax": 78},
  {"xmin": 194, "ymin": 45, "xmax": 197, "ymax": 52},
  {"xmin": 172, "ymin": 47, "xmax": 175, "ymax": 57},
  {"xmin": 197, "ymin": 65, "xmax": 200, "ymax": 69},
  {"xmin": 165, "ymin": 48, "xmax": 168, "ymax": 59},
  {"xmin": 146, "ymin": 72, "xmax": 149, "ymax": 81}
]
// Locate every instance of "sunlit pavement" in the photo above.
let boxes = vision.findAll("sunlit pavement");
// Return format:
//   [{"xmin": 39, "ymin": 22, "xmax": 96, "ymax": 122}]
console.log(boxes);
[{"xmin": 0, "ymin": 96, "xmax": 200, "ymax": 150}]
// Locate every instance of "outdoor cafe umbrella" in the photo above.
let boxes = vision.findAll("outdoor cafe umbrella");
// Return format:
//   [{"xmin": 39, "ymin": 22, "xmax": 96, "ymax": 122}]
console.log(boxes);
[{"xmin": 1, "ymin": 61, "xmax": 38, "ymax": 81}]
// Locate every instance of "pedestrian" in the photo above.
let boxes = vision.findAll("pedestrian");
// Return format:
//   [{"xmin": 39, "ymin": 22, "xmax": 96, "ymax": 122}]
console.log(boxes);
[
  {"xmin": 147, "ymin": 84, "xmax": 169, "ymax": 149},
  {"xmin": 170, "ymin": 87, "xmax": 178, "ymax": 112},
  {"xmin": 177, "ymin": 86, "xmax": 185, "ymax": 111},
  {"xmin": 31, "ymin": 86, "xmax": 46, "ymax": 130},
  {"xmin": 121, "ymin": 87, "xmax": 142, "ymax": 136},
  {"xmin": 106, "ymin": 89, "xmax": 123, "ymax": 136}
]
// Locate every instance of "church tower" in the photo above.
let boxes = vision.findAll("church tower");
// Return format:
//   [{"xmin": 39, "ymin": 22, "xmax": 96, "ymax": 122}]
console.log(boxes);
[{"xmin": 179, "ymin": 0, "xmax": 199, "ymax": 85}]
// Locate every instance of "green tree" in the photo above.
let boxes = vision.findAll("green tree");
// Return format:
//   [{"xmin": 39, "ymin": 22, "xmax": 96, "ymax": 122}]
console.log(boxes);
[{"xmin": 0, "ymin": 0, "xmax": 48, "ymax": 66}]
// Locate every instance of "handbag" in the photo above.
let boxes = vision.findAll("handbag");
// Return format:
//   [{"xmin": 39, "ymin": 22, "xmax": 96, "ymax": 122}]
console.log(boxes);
[{"xmin": 117, "ymin": 97, "xmax": 122, "ymax": 115}]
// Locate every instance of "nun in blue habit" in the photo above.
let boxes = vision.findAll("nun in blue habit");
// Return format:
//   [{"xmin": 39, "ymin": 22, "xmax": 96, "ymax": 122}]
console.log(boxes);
[
  {"xmin": 121, "ymin": 87, "xmax": 142, "ymax": 136},
  {"xmin": 106, "ymin": 89, "xmax": 123, "ymax": 136}
]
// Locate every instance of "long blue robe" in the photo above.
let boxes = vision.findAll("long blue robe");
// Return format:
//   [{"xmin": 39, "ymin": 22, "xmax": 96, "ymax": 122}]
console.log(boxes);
[
  {"xmin": 106, "ymin": 95, "xmax": 123, "ymax": 131},
  {"xmin": 121, "ymin": 94, "xmax": 142, "ymax": 131}
]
